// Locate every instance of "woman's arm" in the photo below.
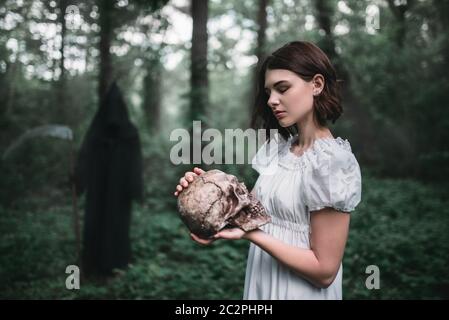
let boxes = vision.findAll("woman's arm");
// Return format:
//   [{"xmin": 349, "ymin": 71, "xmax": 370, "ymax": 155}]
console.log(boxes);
[
  {"xmin": 243, "ymin": 207, "xmax": 350, "ymax": 289},
  {"xmin": 180, "ymin": 172, "xmax": 350, "ymax": 288}
]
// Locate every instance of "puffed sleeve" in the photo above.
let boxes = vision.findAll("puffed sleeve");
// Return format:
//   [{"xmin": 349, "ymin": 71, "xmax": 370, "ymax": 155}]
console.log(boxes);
[
  {"xmin": 251, "ymin": 133, "xmax": 284, "ymax": 175},
  {"xmin": 305, "ymin": 147, "xmax": 362, "ymax": 213}
]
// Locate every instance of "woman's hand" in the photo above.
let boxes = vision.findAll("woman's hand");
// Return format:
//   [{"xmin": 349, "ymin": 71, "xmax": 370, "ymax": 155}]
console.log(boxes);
[
  {"xmin": 173, "ymin": 167, "xmax": 205, "ymax": 197},
  {"xmin": 213, "ymin": 227, "xmax": 247, "ymax": 240},
  {"xmin": 190, "ymin": 227, "xmax": 250, "ymax": 246},
  {"xmin": 190, "ymin": 233, "xmax": 216, "ymax": 246}
]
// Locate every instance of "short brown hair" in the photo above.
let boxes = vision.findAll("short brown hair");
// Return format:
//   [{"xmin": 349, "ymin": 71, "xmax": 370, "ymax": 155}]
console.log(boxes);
[{"xmin": 250, "ymin": 41, "xmax": 343, "ymax": 141}]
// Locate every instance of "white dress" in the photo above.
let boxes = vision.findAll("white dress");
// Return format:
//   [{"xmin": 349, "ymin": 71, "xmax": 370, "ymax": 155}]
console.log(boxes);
[{"xmin": 243, "ymin": 133, "xmax": 362, "ymax": 300}]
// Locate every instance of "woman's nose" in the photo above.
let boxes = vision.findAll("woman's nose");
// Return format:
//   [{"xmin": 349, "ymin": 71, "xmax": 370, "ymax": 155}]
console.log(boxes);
[{"xmin": 267, "ymin": 94, "xmax": 279, "ymax": 109}]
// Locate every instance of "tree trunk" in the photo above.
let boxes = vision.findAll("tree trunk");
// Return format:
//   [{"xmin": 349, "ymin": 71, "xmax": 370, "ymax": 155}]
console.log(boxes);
[
  {"xmin": 59, "ymin": 0, "xmax": 67, "ymax": 85},
  {"xmin": 314, "ymin": 0, "xmax": 346, "ymax": 81},
  {"xmin": 98, "ymin": 0, "xmax": 114, "ymax": 104},
  {"xmin": 190, "ymin": 0, "xmax": 209, "ymax": 164},
  {"xmin": 255, "ymin": 0, "xmax": 269, "ymax": 65},
  {"xmin": 143, "ymin": 56, "xmax": 162, "ymax": 133},
  {"xmin": 248, "ymin": 0, "xmax": 269, "ymax": 121},
  {"xmin": 58, "ymin": 0, "xmax": 68, "ymax": 122},
  {"xmin": 190, "ymin": 0, "xmax": 209, "ymax": 124},
  {"xmin": 387, "ymin": 0, "xmax": 415, "ymax": 48}
]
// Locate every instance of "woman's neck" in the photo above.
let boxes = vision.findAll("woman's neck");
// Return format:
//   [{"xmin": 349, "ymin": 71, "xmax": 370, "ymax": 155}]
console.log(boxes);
[{"xmin": 295, "ymin": 116, "xmax": 332, "ymax": 147}]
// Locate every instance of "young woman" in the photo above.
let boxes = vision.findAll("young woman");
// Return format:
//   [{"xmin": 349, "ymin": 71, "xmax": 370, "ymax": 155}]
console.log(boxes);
[{"xmin": 174, "ymin": 41, "xmax": 362, "ymax": 300}]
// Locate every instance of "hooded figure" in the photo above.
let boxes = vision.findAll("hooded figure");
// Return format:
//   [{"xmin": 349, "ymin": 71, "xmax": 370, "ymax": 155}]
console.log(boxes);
[{"xmin": 75, "ymin": 82, "xmax": 143, "ymax": 277}]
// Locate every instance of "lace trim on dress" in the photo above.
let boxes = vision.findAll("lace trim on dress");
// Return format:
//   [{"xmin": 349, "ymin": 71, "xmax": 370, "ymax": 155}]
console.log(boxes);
[{"xmin": 277, "ymin": 134, "xmax": 352, "ymax": 171}]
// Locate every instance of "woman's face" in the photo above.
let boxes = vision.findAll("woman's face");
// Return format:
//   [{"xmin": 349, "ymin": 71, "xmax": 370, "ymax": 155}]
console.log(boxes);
[{"xmin": 264, "ymin": 68, "xmax": 316, "ymax": 127}]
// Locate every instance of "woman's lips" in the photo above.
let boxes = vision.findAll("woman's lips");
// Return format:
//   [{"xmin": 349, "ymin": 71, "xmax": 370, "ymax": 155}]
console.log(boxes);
[{"xmin": 275, "ymin": 111, "xmax": 287, "ymax": 119}]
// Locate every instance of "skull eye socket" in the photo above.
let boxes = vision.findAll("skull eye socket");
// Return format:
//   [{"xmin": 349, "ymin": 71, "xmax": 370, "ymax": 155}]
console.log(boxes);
[{"xmin": 225, "ymin": 192, "xmax": 238, "ymax": 215}]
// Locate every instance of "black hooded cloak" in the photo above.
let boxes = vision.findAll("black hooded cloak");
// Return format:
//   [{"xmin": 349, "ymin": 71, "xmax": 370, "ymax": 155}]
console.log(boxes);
[{"xmin": 75, "ymin": 82, "xmax": 143, "ymax": 276}]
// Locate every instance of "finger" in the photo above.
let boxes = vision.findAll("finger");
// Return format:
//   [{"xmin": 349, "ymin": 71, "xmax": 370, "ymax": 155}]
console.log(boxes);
[
  {"xmin": 193, "ymin": 167, "xmax": 205, "ymax": 175},
  {"xmin": 190, "ymin": 233, "xmax": 214, "ymax": 245},
  {"xmin": 176, "ymin": 185, "xmax": 183, "ymax": 192},
  {"xmin": 179, "ymin": 177, "xmax": 188, "ymax": 188},
  {"xmin": 185, "ymin": 172, "xmax": 196, "ymax": 182},
  {"xmin": 194, "ymin": 167, "xmax": 205, "ymax": 175},
  {"xmin": 174, "ymin": 191, "xmax": 178, "ymax": 196},
  {"xmin": 190, "ymin": 233, "xmax": 204, "ymax": 242},
  {"xmin": 191, "ymin": 234, "xmax": 207, "ymax": 245},
  {"xmin": 190, "ymin": 233, "xmax": 198, "ymax": 241}
]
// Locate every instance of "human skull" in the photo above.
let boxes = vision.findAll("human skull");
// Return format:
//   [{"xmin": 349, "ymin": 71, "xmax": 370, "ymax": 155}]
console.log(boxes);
[{"xmin": 177, "ymin": 169, "xmax": 271, "ymax": 239}]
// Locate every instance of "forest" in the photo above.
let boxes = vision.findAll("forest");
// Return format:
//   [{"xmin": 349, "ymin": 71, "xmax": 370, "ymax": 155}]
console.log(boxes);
[{"xmin": 0, "ymin": 0, "xmax": 448, "ymax": 299}]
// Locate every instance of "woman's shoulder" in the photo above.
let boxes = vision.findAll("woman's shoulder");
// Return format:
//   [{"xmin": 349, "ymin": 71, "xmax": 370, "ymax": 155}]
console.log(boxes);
[
  {"xmin": 304, "ymin": 137, "xmax": 362, "ymax": 212},
  {"xmin": 309, "ymin": 136, "xmax": 359, "ymax": 170},
  {"xmin": 322, "ymin": 136, "xmax": 356, "ymax": 161},
  {"xmin": 306, "ymin": 136, "xmax": 362, "ymax": 189}
]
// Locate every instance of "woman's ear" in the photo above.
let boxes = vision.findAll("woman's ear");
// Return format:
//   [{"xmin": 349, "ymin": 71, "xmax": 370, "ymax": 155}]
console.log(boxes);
[{"xmin": 312, "ymin": 74, "xmax": 325, "ymax": 96}]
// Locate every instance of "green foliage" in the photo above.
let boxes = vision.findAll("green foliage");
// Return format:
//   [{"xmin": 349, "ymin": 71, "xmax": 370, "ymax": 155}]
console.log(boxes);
[
  {"xmin": 343, "ymin": 175, "xmax": 449, "ymax": 299},
  {"xmin": 1, "ymin": 172, "xmax": 448, "ymax": 299},
  {"xmin": 1, "ymin": 0, "xmax": 448, "ymax": 300},
  {"xmin": 336, "ymin": 1, "xmax": 449, "ymax": 180},
  {"xmin": 0, "ymin": 199, "xmax": 248, "ymax": 299}
]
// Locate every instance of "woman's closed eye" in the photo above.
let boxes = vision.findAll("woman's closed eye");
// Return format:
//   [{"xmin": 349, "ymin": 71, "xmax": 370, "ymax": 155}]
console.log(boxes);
[{"xmin": 265, "ymin": 87, "xmax": 289, "ymax": 95}]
